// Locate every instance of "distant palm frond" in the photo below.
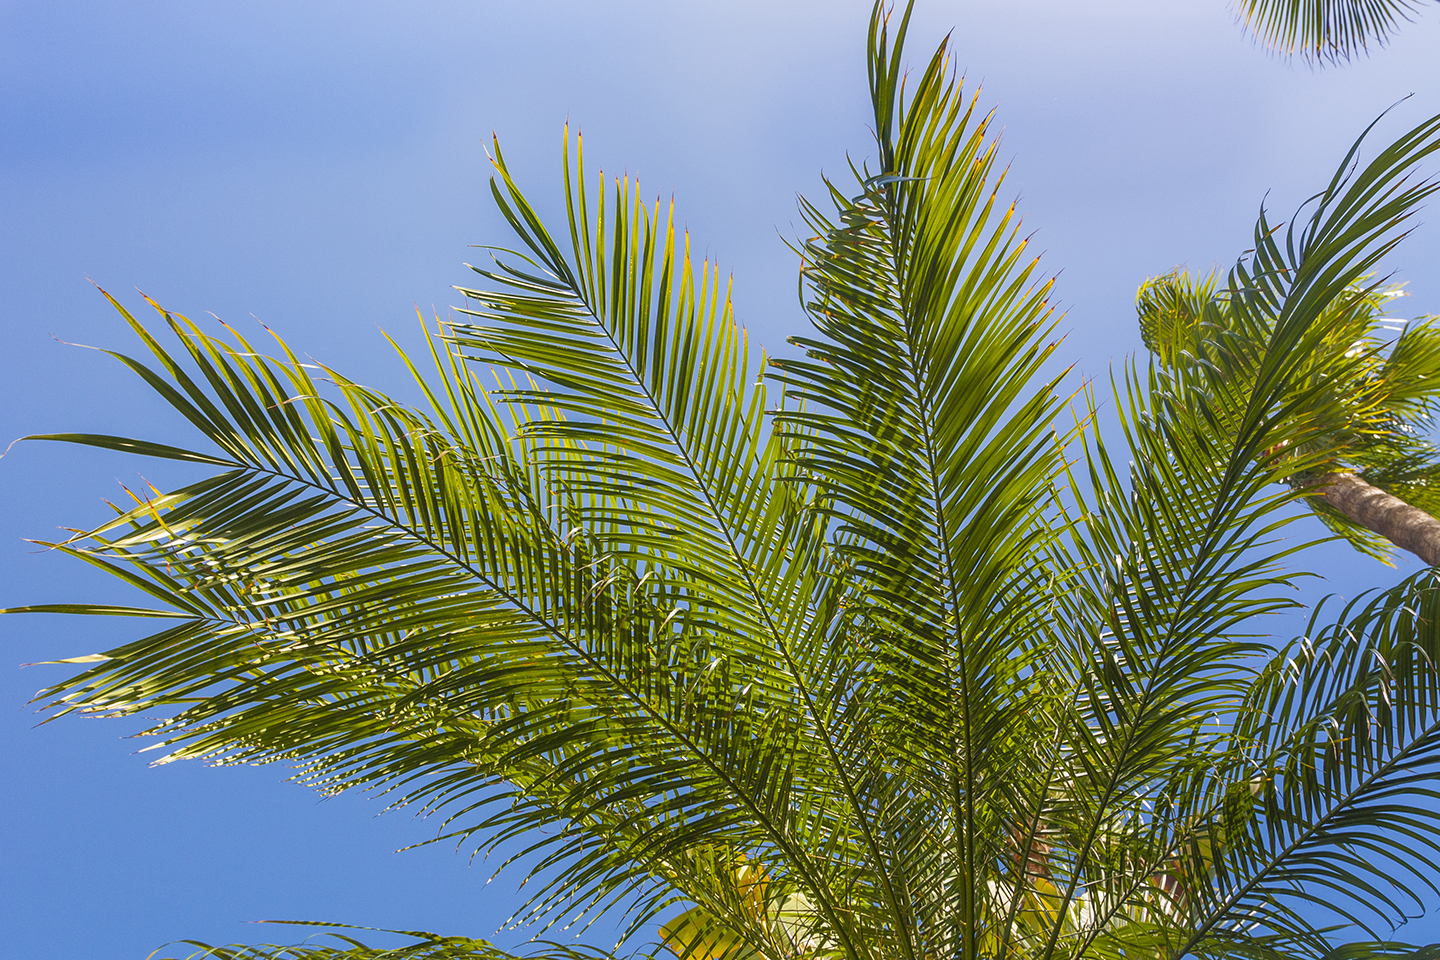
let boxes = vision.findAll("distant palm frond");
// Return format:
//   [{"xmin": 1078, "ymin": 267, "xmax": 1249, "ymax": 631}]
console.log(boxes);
[{"xmin": 1234, "ymin": 0, "xmax": 1435, "ymax": 63}]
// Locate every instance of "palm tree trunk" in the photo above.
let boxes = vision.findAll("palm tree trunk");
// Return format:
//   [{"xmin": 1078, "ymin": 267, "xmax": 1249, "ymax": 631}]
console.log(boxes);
[{"xmin": 1318, "ymin": 472, "xmax": 1440, "ymax": 565}]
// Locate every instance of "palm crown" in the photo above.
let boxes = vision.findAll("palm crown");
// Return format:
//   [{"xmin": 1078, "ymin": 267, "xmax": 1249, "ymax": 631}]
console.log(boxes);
[
  {"xmin": 10, "ymin": 4, "xmax": 1440, "ymax": 960},
  {"xmin": 1136, "ymin": 265, "xmax": 1440, "ymax": 560}
]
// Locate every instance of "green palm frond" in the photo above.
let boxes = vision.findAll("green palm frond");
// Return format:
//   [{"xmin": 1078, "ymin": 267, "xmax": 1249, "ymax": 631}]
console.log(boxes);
[
  {"xmin": 17, "ymin": 288, "xmax": 840, "ymax": 948},
  {"xmin": 771, "ymin": 6, "xmax": 1071, "ymax": 959},
  {"xmin": 9, "ymin": 110, "xmax": 871, "ymax": 957},
  {"xmin": 1135, "ymin": 269, "xmax": 1218, "ymax": 361},
  {"xmin": 1234, "ymin": 0, "xmax": 1435, "ymax": 63},
  {"xmin": 1135, "ymin": 112, "xmax": 1440, "ymax": 561},
  {"xmin": 1043, "ymin": 104, "xmax": 1440, "ymax": 960},
  {"xmin": 1182, "ymin": 572, "xmax": 1440, "ymax": 948},
  {"xmin": 151, "ymin": 923, "xmax": 606, "ymax": 960}
]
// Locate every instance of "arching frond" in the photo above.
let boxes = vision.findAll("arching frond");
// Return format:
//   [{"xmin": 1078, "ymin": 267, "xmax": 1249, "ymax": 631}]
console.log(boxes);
[
  {"xmin": 770, "ymin": 6, "xmax": 1071, "ymax": 960},
  {"xmin": 1178, "ymin": 573, "xmax": 1440, "ymax": 950},
  {"xmin": 1036, "ymin": 106, "xmax": 1440, "ymax": 960},
  {"xmin": 14, "ymin": 228, "xmax": 852, "ymax": 951},
  {"xmin": 1135, "ymin": 112, "xmax": 1440, "ymax": 562}
]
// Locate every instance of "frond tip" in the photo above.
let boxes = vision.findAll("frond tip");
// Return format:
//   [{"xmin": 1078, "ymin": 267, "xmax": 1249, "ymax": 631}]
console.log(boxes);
[{"xmin": 1234, "ymin": 0, "xmax": 1434, "ymax": 63}]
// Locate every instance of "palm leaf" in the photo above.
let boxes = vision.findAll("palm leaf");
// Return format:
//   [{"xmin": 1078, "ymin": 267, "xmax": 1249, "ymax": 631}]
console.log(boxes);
[
  {"xmin": 151, "ymin": 923, "xmax": 606, "ymax": 960},
  {"xmin": 1234, "ymin": 0, "xmax": 1434, "ymax": 63},
  {"xmin": 10, "ymin": 131, "xmax": 873, "ymax": 957},
  {"xmin": 1177, "ymin": 572, "xmax": 1440, "ymax": 950},
  {"xmin": 1029, "ymin": 105, "xmax": 1440, "ymax": 960}
]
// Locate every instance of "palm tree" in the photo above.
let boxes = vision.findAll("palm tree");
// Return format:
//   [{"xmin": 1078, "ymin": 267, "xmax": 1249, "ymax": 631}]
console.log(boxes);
[
  {"xmin": 1234, "ymin": 0, "xmax": 1437, "ymax": 62},
  {"xmin": 8, "ymin": 3, "xmax": 1440, "ymax": 959},
  {"xmin": 1136, "ymin": 256, "xmax": 1440, "ymax": 564}
]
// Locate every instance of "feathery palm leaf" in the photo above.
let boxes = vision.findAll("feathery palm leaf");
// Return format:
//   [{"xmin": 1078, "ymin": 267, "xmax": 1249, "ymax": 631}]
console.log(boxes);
[{"xmin": 1234, "ymin": 0, "xmax": 1436, "ymax": 63}]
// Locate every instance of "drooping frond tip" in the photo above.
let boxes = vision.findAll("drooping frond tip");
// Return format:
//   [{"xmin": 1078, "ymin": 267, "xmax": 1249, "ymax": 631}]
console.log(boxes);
[{"xmin": 1234, "ymin": 0, "xmax": 1433, "ymax": 64}]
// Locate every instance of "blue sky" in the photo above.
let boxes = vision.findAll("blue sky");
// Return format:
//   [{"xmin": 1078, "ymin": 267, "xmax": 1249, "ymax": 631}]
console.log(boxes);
[{"xmin": 3, "ymin": 1, "xmax": 1440, "ymax": 957}]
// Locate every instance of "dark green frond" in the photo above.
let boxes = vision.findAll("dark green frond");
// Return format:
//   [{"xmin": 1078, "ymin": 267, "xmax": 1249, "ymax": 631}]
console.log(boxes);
[
  {"xmin": 15, "ymin": 298, "xmax": 846, "ymax": 948},
  {"xmin": 1055, "ymin": 106, "xmax": 1440, "ymax": 958},
  {"xmin": 1134, "ymin": 112, "xmax": 1440, "ymax": 559},
  {"xmin": 1178, "ymin": 573, "xmax": 1440, "ymax": 949},
  {"xmin": 771, "ymin": 8, "xmax": 1070, "ymax": 960}
]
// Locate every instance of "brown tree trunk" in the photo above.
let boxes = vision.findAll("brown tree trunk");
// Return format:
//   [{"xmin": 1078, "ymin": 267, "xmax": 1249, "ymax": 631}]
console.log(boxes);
[{"xmin": 1318, "ymin": 472, "xmax": 1440, "ymax": 566}]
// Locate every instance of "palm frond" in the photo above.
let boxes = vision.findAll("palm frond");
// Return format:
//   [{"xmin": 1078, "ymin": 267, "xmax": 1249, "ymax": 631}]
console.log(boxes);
[
  {"xmin": 772, "ymin": 6, "xmax": 1072, "ymax": 960},
  {"xmin": 8, "ymin": 5, "xmax": 1440, "ymax": 960},
  {"xmin": 151, "ymin": 923, "xmax": 605, "ymax": 960},
  {"xmin": 1180, "ymin": 572, "xmax": 1440, "ymax": 949},
  {"xmin": 1134, "ymin": 112, "xmax": 1440, "ymax": 561},
  {"xmin": 1036, "ymin": 107, "xmax": 1440, "ymax": 960},
  {"xmin": 11, "ymin": 295, "xmax": 848, "ymax": 950},
  {"xmin": 1234, "ymin": 0, "xmax": 1433, "ymax": 63}
]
